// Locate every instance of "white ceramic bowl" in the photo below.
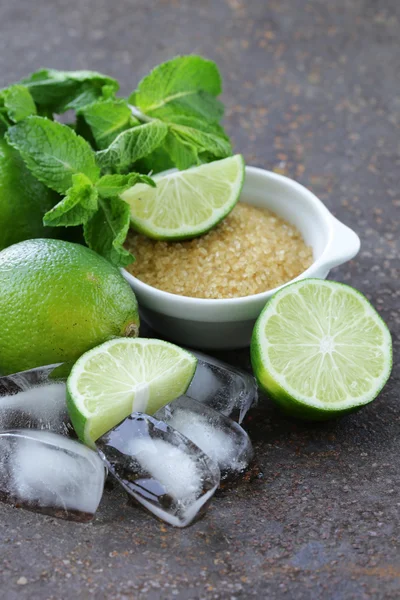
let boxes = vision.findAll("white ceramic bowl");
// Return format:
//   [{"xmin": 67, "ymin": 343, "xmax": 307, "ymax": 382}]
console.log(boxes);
[{"xmin": 123, "ymin": 166, "xmax": 360, "ymax": 350}]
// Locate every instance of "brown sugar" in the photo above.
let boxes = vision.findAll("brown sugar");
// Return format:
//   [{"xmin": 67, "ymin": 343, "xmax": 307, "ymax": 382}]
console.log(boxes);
[{"xmin": 125, "ymin": 202, "xmax": 313, "ymax": 299}]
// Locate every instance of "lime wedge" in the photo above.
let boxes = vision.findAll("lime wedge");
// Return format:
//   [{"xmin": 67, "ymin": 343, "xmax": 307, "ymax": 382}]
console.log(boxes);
[
  {"xmin": 67, "ymin": 338, "xmax": 197, "ymax": 445},
  {"xmin": 251, "ymin": 279, "xmax": 392, "ymax": 420},
  {"xmin": 121, "ymin": 155, "xmax": 245, "ymax": 240}
]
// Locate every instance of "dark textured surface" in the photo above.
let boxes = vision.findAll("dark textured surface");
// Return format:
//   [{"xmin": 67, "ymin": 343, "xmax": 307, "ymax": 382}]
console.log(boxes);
[{"xmin": 0, "ymin": 1, "xmax": 399, "ymax": 598}]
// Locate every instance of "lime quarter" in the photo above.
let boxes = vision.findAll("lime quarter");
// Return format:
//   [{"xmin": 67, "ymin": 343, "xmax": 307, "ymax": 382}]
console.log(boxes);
[
  {"xmin": 121, "ymin": 154, "xmax": 245, "ymax": 240},
  {"xmin": 251, "ymin": 279, "xmax": 392, "ymax": 420},
  {"xmin": 67, "ymin": 338, "xmax": 197, "ymax": 445}
]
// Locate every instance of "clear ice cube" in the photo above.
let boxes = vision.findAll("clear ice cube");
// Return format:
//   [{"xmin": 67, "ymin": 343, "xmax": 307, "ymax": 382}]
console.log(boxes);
[
  {"xmin": 96, "ymin": 413, "xmax": 220, "ymax": 528},
  {"xmin": 156, "ymin": 397, "xmax": 253, "ymax": 480},
  {"xmin": 186, "ymin": 350, "xmax": 258, "ymax": 423},
  {"xmin": 0, "ymin": 430, "xmax": 105, "ymax": 521},
  {"xmin": 0, "ymin": 364, "xmax": 71, "ymax": 435}
]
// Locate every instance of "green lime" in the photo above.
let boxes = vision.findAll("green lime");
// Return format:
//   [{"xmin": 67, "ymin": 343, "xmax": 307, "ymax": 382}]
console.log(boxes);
[
  {"xmin": 66, "ymin": 338, "xmax": 197, "ymax": 445},
  {"xmin": 0, "ymin": 136, "xmax": 59, "ymax": 250},
  {"xmin": 251, "ymin": 279, "xmax": 392, "ymax": 420},
  {"xmin": 121, "ymin": 154, "xmax": 245, "ymax": 240},
  {"xmin": 0, "ymin": 239, "xmax": 139, "ymax": 375}
]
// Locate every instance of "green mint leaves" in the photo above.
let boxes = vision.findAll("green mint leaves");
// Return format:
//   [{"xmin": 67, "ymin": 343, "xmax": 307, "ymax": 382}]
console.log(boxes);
[
  {"xmin": 7, "ymin": 116, "xmax": 100, "ymax": 193},
  {"xmin": 43, "ymin": 173, "xmax": 98, "ymax": 227},
  {"xmin": 96, "ymin": 173, "xmax": 155, "ymax": 199},
  {"xmin": 131, "ymin": 55, "xmax": 223, "ymax": 123},
  {"xmin": 6, "ymin": 116, "xmax": 155, "ymax": 266},
  {"xmin": 84, "ymin": 197, "xmax": 133, "ymax": 267},
  {"xmin": 96, "ymin": 121, "xmax": 169, "ymax": 172},
  {"xmin": 78, "ymin": 99, "xmax": 139, "ymax": 150},
  {"xmin": 5, "ymin": 57, "xmax": 231, "ymax": 175},
  {"xmin": 127, "ymin": 55, "xmax": 231, "ymax": 171},
  {"xmin": 84, "ymin": 173, "xmax": 155, "ymax": 266},
  {"xmin": 20, "ymin": 69, "xmax": 119, "ymax": 113},
  {"xmin": 0, "ymin": 85, "xmax": 37, "ymax": 125},
  {"xmin": 0, "ymin": 55, "xmax": 234, "ymax": 266},
  {"xmin": 165, "ymin": 121, "xmax": 232, "ymax": 169}
]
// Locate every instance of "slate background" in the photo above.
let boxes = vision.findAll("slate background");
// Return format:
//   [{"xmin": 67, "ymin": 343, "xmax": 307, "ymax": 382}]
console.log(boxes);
[{"xmin": 0, "ymin": 1, "xmax": 399, "ymax": 598}]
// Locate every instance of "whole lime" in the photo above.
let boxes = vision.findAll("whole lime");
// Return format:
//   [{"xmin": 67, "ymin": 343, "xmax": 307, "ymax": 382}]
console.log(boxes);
[
  {"xmin": 0, "ymin": 238, "xmax": 140, "ymax": 375},
  {"xmin": 0, "ymin": 136, "xmax": 59, "ymax": 250}
]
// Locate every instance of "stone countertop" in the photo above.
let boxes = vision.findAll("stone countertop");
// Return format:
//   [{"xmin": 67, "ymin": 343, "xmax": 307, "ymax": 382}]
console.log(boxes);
[{"xmin": 0, "ymin": 0, "xmax": 399, "ymax": 598}]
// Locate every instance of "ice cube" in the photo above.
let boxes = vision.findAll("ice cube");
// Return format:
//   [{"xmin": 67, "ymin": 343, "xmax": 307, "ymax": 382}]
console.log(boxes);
[
  {"xmin": 156, "ymin": 397, "xmax": 253, "ymax": 480},
  {"xmin": 0, "ymin": 363, "xmax": 64, "ymax": 391},
  {"xmin": 186, "ymin": 350, "xmax": 258, "ymax": 423},
  {"xmin": 0, "ymin": 430, "xmax": 105, "ymax": 521},
  {"xmin": 97, "ymin": 413, "xmax": 220, "ymax": 528},
  {"xmin": 0, "ymin": 365, "xmax": 71, "ymax": 435}
]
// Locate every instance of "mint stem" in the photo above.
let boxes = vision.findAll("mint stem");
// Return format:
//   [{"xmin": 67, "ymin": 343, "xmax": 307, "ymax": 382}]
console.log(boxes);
[{"xmin": 128, "ymin": 104, "xmax": 153, "ymax": 123}]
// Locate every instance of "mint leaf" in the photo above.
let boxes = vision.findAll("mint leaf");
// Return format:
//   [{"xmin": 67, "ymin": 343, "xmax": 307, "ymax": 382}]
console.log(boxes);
[
  {"xmin": 78, "ymin": 99, "xmax": 139, "ymax": 149},
  {"xmin": 99, "ymin": 84, "xmax": 117, "ymax": 101},
  {"xmin": 84, "ymin": 197, "xmax": 133, "ymax": 267},
  {"xmin": 0, "ymin": 109, "xmax": 10, "ymax": 129},
  {"xmin": 131, "ymin": 55, "xmax": 223, "ymax": 123},
  {"xmin": 164, "ymin": 131, "xmax": 198, "ymax": 170},
  {"xmin": 43, "ymin": 173, "xmax": 98, "ymax": 227},
  {"xmin": 0, "ymin": 85, "xmax": 37, "ymax": 123},
  {"xmin": 96, "ymin": 173, "xmax": 155, "ymax": 199},
  {"xmin": 7, "ymin": 116, "xmax": 100, "ymax": 193},
  {"xmin": 166, "ymin": 114, "xmax": 231, "ymax": 139},
  {"xmin": 165, "ymin": 122, "xmax": 232, "ymax": 169},
  {"xmin": 0, "ymin": 114, "xmax": 8, "ymax": 131},
  {"xmin": 75, "ymin": 114, "xmax": 97, "ymax": 148},
  {"xmin": 133, "ymin": 146, "xmax": 175, "ymax": 175},
  {"xmin": 20, "ymin": 69, "xmax": 119, "ymax": 114},
  {"xmin": 96, "ymin": 120, "xmax": 168, "ymax": 172}
]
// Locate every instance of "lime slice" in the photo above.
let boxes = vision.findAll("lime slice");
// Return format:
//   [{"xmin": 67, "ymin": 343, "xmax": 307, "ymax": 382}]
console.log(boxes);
[
  {"xmin": 251, "ymin": 279, "xmax": 392, "ymax": 420},
  {"xmin": 121, "ymin": 155, "xmax": 245, "ymax": 240},
  {"xmin": 67, "ymin": 338, "xmax": 197, "ymax": 445}
]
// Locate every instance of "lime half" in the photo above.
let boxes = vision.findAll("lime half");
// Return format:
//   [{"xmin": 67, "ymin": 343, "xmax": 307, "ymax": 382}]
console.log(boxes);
[
  {"xmin": 67, "ymin": 338, "xmax": 197, "ymax": 445},
  {"xmin": 121, "ymin": 154, "xmax": 245, "ymax": 240},
  {"xmin": 251, "ymin": 279, "xmax": 392, "ymax": 420}
]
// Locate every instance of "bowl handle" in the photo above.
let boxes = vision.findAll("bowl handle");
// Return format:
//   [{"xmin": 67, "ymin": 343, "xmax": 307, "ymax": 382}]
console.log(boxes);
[{"xmin": 324, "ymin": 218, "xmax": 361, "ymax": 269}]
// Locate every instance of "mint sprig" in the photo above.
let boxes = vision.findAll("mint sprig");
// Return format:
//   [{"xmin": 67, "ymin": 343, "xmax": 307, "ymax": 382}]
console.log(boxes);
[
  {"xmin": 6, "ymin": 116, "xmax": 155, "ymax": 266},
  {"xmin": 126, "ymin": 56, "xmax": 232, "ymax": 171},
  {"xmin": 0, "ymin": 55, "xmax": 235, "ymax": 266}
]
